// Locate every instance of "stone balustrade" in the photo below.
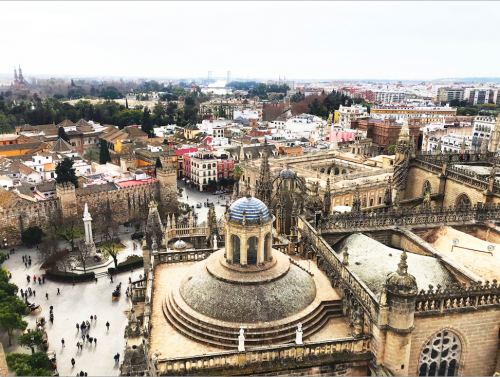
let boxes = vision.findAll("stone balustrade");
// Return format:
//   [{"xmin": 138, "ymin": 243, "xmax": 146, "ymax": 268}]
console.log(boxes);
[
  {"xmin": 298, "ymin": 216, "xmax": 380, "ymax": 321},
  {"xmin": 415, "ymin": 280, "xmax": 500, "ymax": 315},
  {"xmin": 155, "ymin": 336, "xmax": 370, "ymax": 376},
  {"xmin": 322, "ymin": 203, "xmax": 500, "ymax": 233}
]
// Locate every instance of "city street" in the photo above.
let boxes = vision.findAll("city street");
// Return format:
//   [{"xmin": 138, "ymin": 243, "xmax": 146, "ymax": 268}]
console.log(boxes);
[
  {"xmin": 0, "ymin": 241, "xmax": 144, "ymax": 376},
  {"xmin": 177, "ymin": 180, "xmax": 231, "ymax": 224}
]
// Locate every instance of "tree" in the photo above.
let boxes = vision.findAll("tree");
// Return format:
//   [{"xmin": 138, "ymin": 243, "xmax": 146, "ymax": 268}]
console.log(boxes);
[
  {"xmin": 74, "ymin": 240, "xmax": 92, "ymax": 273},
  {"xmin": 0, "ymin": 310, "xmax": 27, "ymax": 346},
  {"xmin": 57, "ymin": 127, "xmax": 70, "ymax": 143},
  {"xmin": 99, "ymin": 140, "xmax": 111, "ymax": 164},
  {"xmin": 155, "ymin": 157, "xmax": 163, "ymax": 176},
  {"xmin": 125, "ymin": 98, "xmax": 129, "ymax": 110},
  {"xmin": 84, "ymin": 148, "xmax": 99, "ymax": 162},
  {"xmin": 96, "ymin": 206, "xmax": 122, "ymax": 269},
  {"xmin": 388, "ymin": 144, "xmax": 397, "ymax": 155},
  {"xmin": 55, "ymin": 157, "xmax": 78, "ymax": 188},
  {"xmin": 208, "ymin": 179, "xmax": 218, "ymax": 191},
  {"xmin": 262, "ymin": 106, "xmax": 283, "ymax": 122},
  {"xmin": 232, "ymin": 165, "xmax": 244, "ymax": 181},
  {"xmin": 141, "ymin": 107, "xmax": 152, "ymax": 135},
  {"xmin": 21, "ymin": 227, "xmax": 44, "ymax": 246},
  {"xmin": 58, "ymin": 220, "xmax": 84, "ymax": 251},
  {"xmin": 6, "ymin": 352, "xmax": 51, "ymax": 376},
  {"xmin": 18, "ymin": 331, "xmax": 44, "ymax": 354}
]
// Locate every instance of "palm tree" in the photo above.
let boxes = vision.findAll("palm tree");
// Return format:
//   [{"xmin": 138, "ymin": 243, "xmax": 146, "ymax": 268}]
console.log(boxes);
[{"xmin": 232, "ymin": 165, "xmax": 244, "ymax": 181}]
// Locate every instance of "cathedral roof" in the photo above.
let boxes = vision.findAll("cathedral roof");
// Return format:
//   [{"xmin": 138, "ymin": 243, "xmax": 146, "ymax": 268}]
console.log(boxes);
[
  {"xmin": 279, "ymin": 168, "xmax": 296, "ymax": 179},
  {"xmin": 333, "ymin": 233, "xmax": 455, "ymax": 297},
  {"xmin": 229, "ymin": 196, "xmax": 269, "ymax": 223},
  {"xmin": 179, "ymin": 255, "xmax": 316, "ymax": 323}
]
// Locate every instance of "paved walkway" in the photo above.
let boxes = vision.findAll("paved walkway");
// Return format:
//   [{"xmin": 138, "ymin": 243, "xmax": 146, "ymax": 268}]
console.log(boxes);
[
  {"xmin": 0, "ymin": 242, "xmax": 144, "ymax": 376},
  {"xmin": 178, "ymin": 180, "xmax": 229, "ymax": 223}
]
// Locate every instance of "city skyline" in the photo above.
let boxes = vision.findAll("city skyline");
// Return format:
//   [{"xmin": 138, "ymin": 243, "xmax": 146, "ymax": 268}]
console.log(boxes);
[{"xmin": 2, "ymin": 1, "xmax": 499, "ymax": 81}]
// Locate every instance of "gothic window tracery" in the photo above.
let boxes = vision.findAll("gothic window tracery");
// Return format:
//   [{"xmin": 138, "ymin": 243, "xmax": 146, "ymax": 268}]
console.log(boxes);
[
  {"xmin": 455, "ymin": 194, "xmax": 471, "ymax": 208},
  {"xmin": 418, "ymin": 330, "xmax": 461, "ymax": 376}
]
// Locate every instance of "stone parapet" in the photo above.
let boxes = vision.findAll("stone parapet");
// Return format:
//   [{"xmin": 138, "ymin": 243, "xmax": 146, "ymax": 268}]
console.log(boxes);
[{"xmin": 155, "ymin": 336, "xmax": 371, "ymax": 376}]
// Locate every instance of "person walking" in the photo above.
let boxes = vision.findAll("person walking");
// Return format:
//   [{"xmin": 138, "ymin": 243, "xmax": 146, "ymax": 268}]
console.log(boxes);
[
  {"xmin": 20, "ymin": 289, "xmax": 23, "ymax": 296},
  {"xmin": 26, "ymin": 275, "xmax": 30, "ymax": 283},
  {"xmin": 71, "ymin": 358, "xmax": 75, "ymax": 367},
  {"xmin": 90, "ymin": 315, "xmax": 93, "ymax": 322},
  {"xmin": 57, "ymin": 288, "xmax": 60, "ymax": 295},
  {"xmin": 106, "ymin": 321, "xmax": 110, "ymax": 331},
  {"xmin": 94, "ymin": 315, "xmax": 97, "ymax": 322},
  {"xmin": 46, "ymin": 293, "xmax": 49, "ymax": 300},
  {"xmin": 42, "ymin": 275, "xmax": 45, "ymax": 283},
  {"xmin": 61, "ymin": 338, "xmax": 65, "ymax": 347},
  {"xmin": 76, "ymin": 323, "xmax": 79, "ymax": 332},
  {"xmin": 88, "ymin": 336, "xmax": 93, "ymax": 344},
  {"xmin": 38, "ymin": 277, "xmax": 41, "ymax": 284},
  {"xmin": 33, "ymin": 276, "xmax": 36, "ymax": 283},
  {"xmin": 25, "ymin": 262, "xmax": 27, "ymax": 268},
  {"xmin": 86, "ymin": 334, "xmax": 89, "ymax": 341},
  {"xmin": 22, "ymin": 256, "xmax": 25, "ymax": 262},
  {"xmin": 33, "ymin": 290, "xmax": 35, "ymax": 297},
  {"xmin": 50, "ymin": 316, "xmax": 54, "ymax": 324},
  {"xmin": 81, "ymin": 334, "xmax": 85, "ymax": 342},
  {"xmin": 86, "ymin": 320, "xmax": 90, "ymax": 328},
  {"xmin": 76, "ymin": 342, "xmax": 80, "ymax": 350},
  {"xmin": 28, "ymin": 259, "xmax": 31, "ymax": 266},
  {"xmin": 93, "ymin": 338, "xmax": 97, "ymax": 346}
]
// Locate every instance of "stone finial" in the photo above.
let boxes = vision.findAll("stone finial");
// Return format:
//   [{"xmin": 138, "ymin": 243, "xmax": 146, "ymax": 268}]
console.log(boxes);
[
  {"xmin": 242, "ymin": 210, "xmax": 246, "ymax": 225},
  {"xmin": 151, "ymin": 236, "xmax": 158, "ymax": 252},
  {"xmin": 397, "ymin": 250, "xmax": 408, "ymax": 276},
  {"xmin": 342, "ymin": 246, "xmax": 349, "ymax": 266}
]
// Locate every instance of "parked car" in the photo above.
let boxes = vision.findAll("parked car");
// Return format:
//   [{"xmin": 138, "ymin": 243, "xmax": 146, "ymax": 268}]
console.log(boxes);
[{"xmin": 196, "ymin": 202, "xmax": 202, "ymax": 208}]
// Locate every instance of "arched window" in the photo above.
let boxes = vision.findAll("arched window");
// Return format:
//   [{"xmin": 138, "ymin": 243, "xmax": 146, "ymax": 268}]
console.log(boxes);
[
  {"xmin": 455, "ymin": 194, "xmax": 471, "ymax": 207},
  {"xmin": 247, "ymin": 236, "xmax": 258, "ymax": 266},
  {"xmin": 264, "ymin": 233, "xmax": 270, "ymax": 261},
  {"xmin": 320, "ymin": 168, "xmax": 325, "ymax": 173},
  {"xmin": 422, "ymin": 181, "xmax": 431, "ymax": 195},
  {"xmin": 342, "ymin": 169, "xmax": 347, "ymax": 174},
  {"xmin": 232, "ymin": 235, "xmax": 240, "ymax": 264},
  {"xmin": 327, "ymin": 167, "xmax": 332, "ymax": 174},
  {"xmin": 335, "ymin": 168, "xmax": 340, "ymax": 175},
  {"xmin": 419, "ymin": 330, "xmax": 461, "ymax": 376}
]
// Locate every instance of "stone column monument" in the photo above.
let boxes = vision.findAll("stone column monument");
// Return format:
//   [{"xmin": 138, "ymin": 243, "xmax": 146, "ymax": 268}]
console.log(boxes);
[{"xmin": 82, "ymin": 203, "xmax": 96, "ymax": 253}]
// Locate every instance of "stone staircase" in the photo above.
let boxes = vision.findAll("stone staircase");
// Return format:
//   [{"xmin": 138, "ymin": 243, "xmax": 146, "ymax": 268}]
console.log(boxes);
[{"xmin": 163, "ymin": 290, "xmax": 344, "ymax": 349}]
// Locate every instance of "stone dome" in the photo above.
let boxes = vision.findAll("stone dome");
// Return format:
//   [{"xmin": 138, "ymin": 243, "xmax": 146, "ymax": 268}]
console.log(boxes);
[
  {"xmin": 279, "ymin": 168, "xmax": 296, "ymax": 179},
  {"xmin": 229, "ymin": 196, "xmax": 269, "ymax": 223},
  {"xmin": 135, "ymin": 169, "xmax": 145, "ymax": 174},
  {"xmin": 173, "ymin": 239, "xmax": 186, "ymax": 251},
  {"xmin": 179, "ymin": 253, "xmax": 316, "ymax": 323},
  {"xmin": 386, "ymin": 251, "xmax": 418, "ymax": 296}
]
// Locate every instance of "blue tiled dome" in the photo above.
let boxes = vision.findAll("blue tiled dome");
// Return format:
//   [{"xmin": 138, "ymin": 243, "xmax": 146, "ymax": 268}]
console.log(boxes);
[{"xmin": 229, "ymin": 196, "xmax": 270, "ymax": 223}]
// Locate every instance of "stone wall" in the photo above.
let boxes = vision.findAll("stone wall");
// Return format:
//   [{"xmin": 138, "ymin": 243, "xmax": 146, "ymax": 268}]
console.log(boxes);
[
  {"xmin": 0, "ymin": 199, "xmax": 60, "ymax": 247},
  {"xmin": 405, "ymin": 166, "xmax": 441, "ymax": 201},
  {"xmin": 409, "ymin": 308, "xmax": 500, "ymax": 376},
  {"xmin": 0, "ymin": 168, "xmax": 177, "ymax": 246}
]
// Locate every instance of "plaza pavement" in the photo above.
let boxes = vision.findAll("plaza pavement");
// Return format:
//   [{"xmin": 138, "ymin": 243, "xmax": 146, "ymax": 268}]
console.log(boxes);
[{"xmin": 0, "ymin": 238, "xmax": 144, "ymax": 376}]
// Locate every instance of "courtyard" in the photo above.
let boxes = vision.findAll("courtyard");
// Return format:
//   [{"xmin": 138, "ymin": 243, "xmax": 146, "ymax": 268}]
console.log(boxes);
[{"xmin": 0, "ymin": 237, "xmax": 144, "ymax": 376}]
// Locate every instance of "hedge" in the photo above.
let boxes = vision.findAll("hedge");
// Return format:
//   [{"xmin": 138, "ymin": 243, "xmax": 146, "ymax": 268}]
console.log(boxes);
[
  {"xmin": 45, "ymin": 270, "xmax": 95, "ymax": 283},
  {"xmin": 108, "ymin": 257, "xmax": 143, "ymax": 275}
]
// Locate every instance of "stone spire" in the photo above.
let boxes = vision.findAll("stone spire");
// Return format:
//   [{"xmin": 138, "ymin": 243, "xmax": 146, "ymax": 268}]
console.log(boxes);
[
  {"xmin": 255, "ymin": 139, "xmax": 273, "ymax": 206},
  {"xmin": 239, "ymin": 145, "xmax": 245, "ymax": 161},
  {"xmin": 18, "ymin": 65, "xmax": 24, "ymax": 84},
  {"xmin": 460, "ymin": 137, "xmax": 466, "ymax": 154},
  {"xmin": 384, "ymin": 177, "xmax": 392, "ymax": 206},
  {"xmin": 436, "ymin": 138, "xmax": 442, "ymax": 154},
  {"xmin": 481, "ymin": 135, "xmax": 489, "ymax": 154},
  {"xmin": 489, "ymin": 114, "xmax": 500, "ymax": 153},
  {"xmin": 398, "ymin": 115, "xmax": 410, "ymax": 143},
  {"xmin": 351, "ymin": 186, "xmax": 361, "ymax": 212},
  {"xmin": 393, "ymin": 115, "xmax": 411, "ymax": 193},
  {"xmin": 14, "ymin": 67, "xmax": 18, "ymax": 83},
  {"xmin": 323, "ymin": 178, "xmax": 331, "ymax": 215}
]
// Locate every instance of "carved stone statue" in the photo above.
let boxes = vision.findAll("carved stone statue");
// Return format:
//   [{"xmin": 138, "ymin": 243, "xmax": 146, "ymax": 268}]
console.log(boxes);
[
  {"xmin": 238, "ymin": 327, "xmax": 245, "ymax": 352},
  {"xmin": 296, "ymin": 323, "xmax": 303, "ymax": 345}
]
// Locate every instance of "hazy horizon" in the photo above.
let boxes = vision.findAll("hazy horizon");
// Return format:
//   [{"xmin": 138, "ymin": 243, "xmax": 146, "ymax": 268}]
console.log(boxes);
[{"xmin": 2, "ymin": 1, "xmax": 499, "ymax": 81}]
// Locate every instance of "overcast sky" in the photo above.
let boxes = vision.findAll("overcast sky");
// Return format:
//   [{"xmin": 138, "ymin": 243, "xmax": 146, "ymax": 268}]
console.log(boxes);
[{"xmin": 2, "ymin": 1, "xmax": 498, "ymax": 81}]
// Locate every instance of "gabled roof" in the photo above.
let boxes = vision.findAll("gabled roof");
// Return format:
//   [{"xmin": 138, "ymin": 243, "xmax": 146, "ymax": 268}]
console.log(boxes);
[
  {"xmin": 58, "ymin": 119, "xmax": 75, "ymax": 127},
  {"xmin": 75, "ymin": 119, "xmax": 90, "ymax": 128},
  {"xmin": 35, "ymin": 181, "xmax": 56, "ymax": 193},
  {"xmin": 0, "ymin": 186, "xmax": 23, "ymax": 208},
  {"xmin": 49, "ymin": 138, "xmax": 73, "ymax": 153}
]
